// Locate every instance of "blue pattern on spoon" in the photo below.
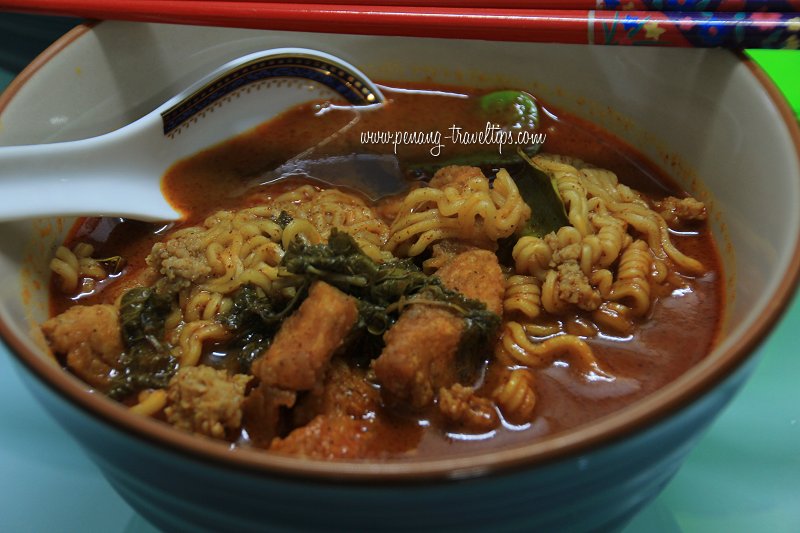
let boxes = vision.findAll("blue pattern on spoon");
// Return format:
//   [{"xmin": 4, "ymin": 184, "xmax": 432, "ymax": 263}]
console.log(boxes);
[{"xmin": 161, "ymin": 52, "xmax": 381, "ymax": 136}]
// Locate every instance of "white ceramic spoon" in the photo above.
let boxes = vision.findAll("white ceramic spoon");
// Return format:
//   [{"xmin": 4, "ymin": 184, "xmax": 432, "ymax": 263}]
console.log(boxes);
[{"xmin": 0, "ymin": 48, "xmax": 385, "ymax": 222}]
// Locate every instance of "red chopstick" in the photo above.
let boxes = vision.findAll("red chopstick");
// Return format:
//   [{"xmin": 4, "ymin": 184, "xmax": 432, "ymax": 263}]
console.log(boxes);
[
  {"xmin": 0, "ymin": 1, "xmax": 798, "ymax": 48},
  {"xmin": 153, "ymin": 0, "xmax": 800, "ymax": 12}
]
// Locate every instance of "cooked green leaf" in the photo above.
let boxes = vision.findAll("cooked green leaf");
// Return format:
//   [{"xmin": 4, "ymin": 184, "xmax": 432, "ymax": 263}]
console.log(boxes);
[
  {"xmin": 223, "ymin": 282, "xmax": 308, "ymax": 372},
  {"xmin": 229, "ymin": 329, "xmax": 273, "ymax": 374},
  {"xmin": 514, "ymin": 149, "xmax": 570, "ymax": 238},
  {"xmin": 224, "ymin": 283, "xmax": 306, "ymax": 332},
  {"xmin": 119, "ymin": 286, "xmax": 173, "ymax": 346},
  {"xmin": 109, "ymin": 346, "xmax": 178, "ymax": 400},
  {"xmin": 110, "ymin": 287, "xmax": 178, "ymax": 399},
  {"xmin": 272, "ymin": 210, "xmax": 293, "ymax": 229}
]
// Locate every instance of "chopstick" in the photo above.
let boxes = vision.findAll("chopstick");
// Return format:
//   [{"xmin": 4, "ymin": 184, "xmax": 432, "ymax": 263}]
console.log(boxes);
[
  {"xmin": 0, "ymin": 1, "xmax": 798, "ymax": 48},
  {"xmin": 162, "ymin": 0, "xmax": 800, "ymax": 12}
]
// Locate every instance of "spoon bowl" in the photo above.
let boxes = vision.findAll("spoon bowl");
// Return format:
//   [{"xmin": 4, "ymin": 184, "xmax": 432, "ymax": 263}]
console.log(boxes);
[{"xmin": 0, "ymin": 48, "xmax": 385, "ymax": 222}]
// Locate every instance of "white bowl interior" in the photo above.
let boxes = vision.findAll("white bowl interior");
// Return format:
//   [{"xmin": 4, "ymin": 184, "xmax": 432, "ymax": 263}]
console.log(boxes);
[{"xmin": 1, "ymin": 23, "xmax": 798, "ymax": 438}]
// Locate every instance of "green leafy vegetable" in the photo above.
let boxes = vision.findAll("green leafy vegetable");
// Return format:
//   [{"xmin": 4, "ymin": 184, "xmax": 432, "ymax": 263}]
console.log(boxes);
[
  {"xmin": 228, "ymin": 329, "xmax": 273, "ymax": 374},
  {"xmin": 495, "ymin": 149, "xmax": 570, "ymax": 266},
  {"xmin": 224, "ymin": 283, "xmax": 306, "ymax": 332},
  {"xmin": 109, "ymin": 287, "xmax": 178, "ymax": 399},
  {"xmin": 272, "ymin": 210, "xmax": 293, "ymax": 229},
  {"xmin": 110, "ymin": 348, "xmax": 178, "ymax": 400},
  {"xmin": 513, "ymin": 148, "xmax": 570, "ymax": 238},
  {"xmin": 281, "ymin": 230, "xmax": 439, "ymax": 311},
  {"xmin": 118, "ymin": 287, "xmax": 172, "ymax": 345},
  {"xmin": 282, "ymin": 230, "xmax": 384, "ymax": 293},
  {"xmin": 222, "ymin": 230, "xmax": 501, "ymax": 372},
  {"xmin": 223, "ymin": 283, "xmax": 308, "ymax": 372},
  {"xmin": 94, "ymin": 255, "xmax": 125, "ymax": 275}
]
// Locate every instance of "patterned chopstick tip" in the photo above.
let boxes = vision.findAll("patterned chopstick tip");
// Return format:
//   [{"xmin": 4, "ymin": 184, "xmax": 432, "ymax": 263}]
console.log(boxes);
[{"xmin": 588, "ymin": 9, "xmax": 800, "ymax": 48}]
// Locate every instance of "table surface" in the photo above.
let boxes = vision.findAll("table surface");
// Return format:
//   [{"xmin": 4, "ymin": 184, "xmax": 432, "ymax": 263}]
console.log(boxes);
[{"xmin": 0, "ymin": 21, "xmax": 798, "ymax": 532}]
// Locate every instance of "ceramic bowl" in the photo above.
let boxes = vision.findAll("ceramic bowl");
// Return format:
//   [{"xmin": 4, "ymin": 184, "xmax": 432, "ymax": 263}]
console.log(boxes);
[{"xmin": 0, "ymin": 22, "xmax": 798, "ymax": 533}]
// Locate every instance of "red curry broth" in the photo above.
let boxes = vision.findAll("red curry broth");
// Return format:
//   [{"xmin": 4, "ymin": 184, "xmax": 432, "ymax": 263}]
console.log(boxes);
[{"xmin": 53, "ymin": 83, "xmax": 723, "ymax": 457}]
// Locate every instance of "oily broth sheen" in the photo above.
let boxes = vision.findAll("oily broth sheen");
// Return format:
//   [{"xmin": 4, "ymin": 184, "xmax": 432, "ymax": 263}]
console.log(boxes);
[{"xmin": 53, "ymin": 83, "xmax": 723, "ymax": 457}]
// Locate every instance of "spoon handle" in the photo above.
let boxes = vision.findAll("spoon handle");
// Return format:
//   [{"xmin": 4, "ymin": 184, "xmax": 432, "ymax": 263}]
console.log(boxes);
[
  {"xmin": 0, "ymin": 120, "xmax": 180, "ymax": 223},
  {"xmin": 0, "ymin": 48, "xmax": 384, "ymax": 224}
]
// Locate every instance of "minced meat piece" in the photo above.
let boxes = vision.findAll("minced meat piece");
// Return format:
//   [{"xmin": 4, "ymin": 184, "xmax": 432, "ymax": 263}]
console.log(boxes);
[
  {"xmin": 41, "ymin": 304, "xmax": 123, "ymax": 391},
  {"xmin": 438, "ymin": 383, "xmax": 499, "ymax": 433},
  {"xmin": 550, "ymin": 241, "xmax": 582, "ymax": 264},
  {"xmin": 251, "ymin": 281, "xmax": 359, "ymax": 391},
  {"xmin": 146, "ymin": 227, "xmax": 211, "ymax": 286},
  {"xmin": 655, "ymin": 196, "xmax": 707, "ymax": 227},
  {"xmin": 164, "ymin": 365, "xmax": 252, "ymax": 439},
  {"xmin": 556, "ymin": 262, "xmax": 602, "ymax": 311},
  {"xmin": 429, "ymin": 165, "xmax": 484, "ymax": 190}
]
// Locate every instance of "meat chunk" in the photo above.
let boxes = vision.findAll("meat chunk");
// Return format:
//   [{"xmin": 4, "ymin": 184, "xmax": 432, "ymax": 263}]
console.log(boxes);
[
  {"xmin": 429, "ymin": 165, "xmax": 484, "ymax": 190},
  {"xmin": 372, "ymin": 250, "xmax": 504, "ymax": 409},
  {"xmin": 423, "ymin": 239, "xmax": 480, "ymax": 273},
  {"xmin": 556, "ymin": 262, "xmax": 601, "ymax": 311},
  {"xmin": 655, "ymin": 196, "xmax": 707, "ymax": 227},
  {"xmin": 270, "ymin": 360, "xmax": 422, "ymax": 459},
  {"xmin": 270, "ymin": 410, "xmax": 422, "ymax": 460},
  {"xmin": 164, "ymin": 365, "xmax": 252, "ymax": 439},
  {"xmin": 269, "ymin": 414, "xmax": 375, "ymax": 460},
  {"xmin": 438, "ymin": 383, "xmax": 499, "ymax": 433},
  {"xmin": 244, "ymin": 352, "xmax": 374, "ymax": 450},
  {"xmin": 251, "ymin": 281, "xmax": 359, "ymax": 391},
  {"xmin": 147, "ymin": 226, "xmax": 211, "ymax": 286},
  {"xmin": 373, "ymin": 306, "xmax": 463, "ymax": 409},
  {"xmin": 435, "ymin": 249, "xmax": 504, "ymax": 315},
  {"xmin": 246, "ymin": 283, "xmax": 359, "ymax": 446},
  {"xmin": 41, "ymin": 304, "xmax": 123, "ymax": 391},
  {"xmin": 241, "ymin": 383, "xmax": 296, "ymax": 447},
  {"xmin": 291, "ymin": 358, "xmax": 380, "ymax": 427}
]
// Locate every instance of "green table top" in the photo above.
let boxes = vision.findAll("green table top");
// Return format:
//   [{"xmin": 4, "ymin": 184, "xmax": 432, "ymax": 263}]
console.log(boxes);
[{"xmin": 748, "ymin": 49, "xmax": 800, "ymax": 117}]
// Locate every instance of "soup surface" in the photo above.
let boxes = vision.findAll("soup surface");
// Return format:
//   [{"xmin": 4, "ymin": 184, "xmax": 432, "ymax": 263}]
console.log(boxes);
[{"xmin": 42, "ymin": 83, "xmax": 722, "ymax": 459}]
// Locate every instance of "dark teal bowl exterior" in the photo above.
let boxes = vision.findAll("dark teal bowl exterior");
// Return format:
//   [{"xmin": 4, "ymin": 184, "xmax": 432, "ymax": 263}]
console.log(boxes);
[
  {"xmin": 10, "ymin": 351, "xmax": 759, "ymax": 532},
  {"xmin": 0, "ymin": 14, "xmax": 81, "ymax": 73}
]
